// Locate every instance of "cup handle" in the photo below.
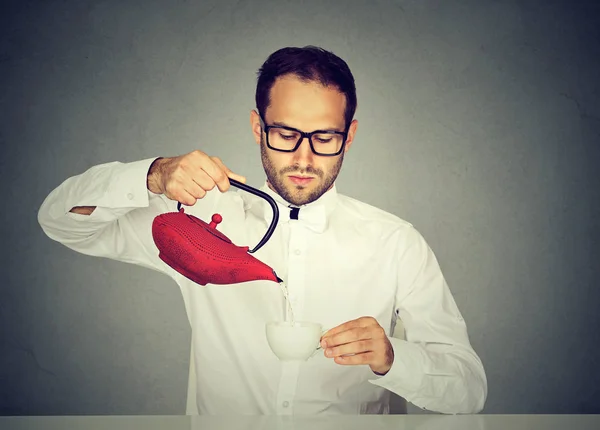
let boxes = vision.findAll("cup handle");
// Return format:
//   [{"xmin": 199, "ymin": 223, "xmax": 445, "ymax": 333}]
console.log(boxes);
[
  {"xmin": 309, "ymin": 328, "xmax": 330, "ymax": 358},
  {"xmin": 310, "ymin": 347, "xmax": 322, "ymax": 359}
]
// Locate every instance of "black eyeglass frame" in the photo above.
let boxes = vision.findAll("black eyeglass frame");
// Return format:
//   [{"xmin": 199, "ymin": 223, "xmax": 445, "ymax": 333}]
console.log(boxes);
[{"xmin": 259, "ymin": 114, "xmax": 350, "ymax": 157}]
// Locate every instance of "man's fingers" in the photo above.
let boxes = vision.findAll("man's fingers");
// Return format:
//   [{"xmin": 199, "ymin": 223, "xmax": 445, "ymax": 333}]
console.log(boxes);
[
  {"xmin": 158, "ymin": 151, "xmax": 246, "ymax": 204},
  {"xmin": 209, "ymin": 156, "xmax": 246, "ymax": 191},
  {"xmin": 322, "ymin": 317, "xmax": 381, "ymax": 348},
  {"xmin": 184, "ymin": 180, "xmax": 208, "ymax": 201},
  {"xmin": 226, "ymin": 170, "xmax": 247, "ymax": 184},
  {"xmin": 324, "ymin": 340, "xmax": 373, "ymax": 358},
  {"xmin": 322, "ymin": 326, "xmax": 373, "ymax": 349},
  {"xmin": 191, "ymin": 169, "xmax": 217, "ymax": 194},
  {"xmin": 193, "ymin": 157, "xmax": 227, "ymax": 192},
  {"xmin": 321, "ymin": 319, "xmax": 359, "ymax": 339},
  {"xmin": 163, "ymin": 176, "xmax": 198, "ymax": 206},
  {"xmin": 333, "ymin": 351, "xmax": 374, "ymax": 366},
  {"xmin": 177, "ymin": 190, "xmax": 199, "ymax": 207},
  {"xmin": 322, "ymin": 316, "xmax": 378, "ymax": 339},
  {"xmin": 319, "ymin": 316, "xmax": 393, "ymax": 374}
]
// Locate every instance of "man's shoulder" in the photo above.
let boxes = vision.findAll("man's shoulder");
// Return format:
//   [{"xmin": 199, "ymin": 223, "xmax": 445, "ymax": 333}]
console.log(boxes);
[
  {"xmin": 334, "ymin": 193, "xmax": 428, "ymax": 252},
  {"xmin": 335, "ymin": 192, "xmax": 414, "ymax": 231}
]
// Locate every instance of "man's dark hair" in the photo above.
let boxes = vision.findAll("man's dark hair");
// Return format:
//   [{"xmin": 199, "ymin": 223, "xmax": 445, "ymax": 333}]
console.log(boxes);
[{"xmin": 255, "ymin": 46, "xmax": 357, "ymax": 129}]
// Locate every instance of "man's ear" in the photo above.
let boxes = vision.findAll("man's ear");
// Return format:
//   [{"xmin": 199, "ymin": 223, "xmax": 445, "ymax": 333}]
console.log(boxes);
[
  {"xmin": 344, "ymin": 119, "xmax": 358, "ymax": 152},
  {"xmin": 250, "ymin": 110, "xmax": 262, "ymax": 145}
]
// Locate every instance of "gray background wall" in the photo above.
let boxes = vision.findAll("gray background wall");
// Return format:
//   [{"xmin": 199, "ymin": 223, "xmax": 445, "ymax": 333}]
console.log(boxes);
[{"xmin": 1, "ymin": 0, "xmax": 599, "ymax": 415}]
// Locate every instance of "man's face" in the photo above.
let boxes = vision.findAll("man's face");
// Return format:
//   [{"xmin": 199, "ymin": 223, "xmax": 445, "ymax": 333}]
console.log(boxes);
[{"xmin": 251, "ymin": 74, "xmax": 358, "ymax": 206}]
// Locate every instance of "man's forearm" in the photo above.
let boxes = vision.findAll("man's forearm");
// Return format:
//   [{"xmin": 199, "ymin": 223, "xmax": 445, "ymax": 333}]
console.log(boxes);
[
  {"xmin": 70, "ymin": 206, "xmax": 96, "ymax": 215},
  {"xmin": 370, "ymin": 338, "xmax": 487, "ymax": 414}
]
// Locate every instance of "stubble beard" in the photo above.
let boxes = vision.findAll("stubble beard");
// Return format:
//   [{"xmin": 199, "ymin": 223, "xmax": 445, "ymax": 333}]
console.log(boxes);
[{"xmin": 260, "ymin": 135, "xmax": 344, "ymax": 206}]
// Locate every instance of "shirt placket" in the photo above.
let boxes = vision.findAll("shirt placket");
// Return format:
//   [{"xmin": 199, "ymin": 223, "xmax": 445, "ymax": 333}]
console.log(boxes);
[{"xmin": 275, "ymin": 221, "xmax": 308, "ymax": 414}]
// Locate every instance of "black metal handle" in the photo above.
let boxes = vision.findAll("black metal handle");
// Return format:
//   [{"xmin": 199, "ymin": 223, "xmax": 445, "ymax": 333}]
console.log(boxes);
[{"xmin": 176, "ymin": 178, "xmax": 279, "ymax": 254}]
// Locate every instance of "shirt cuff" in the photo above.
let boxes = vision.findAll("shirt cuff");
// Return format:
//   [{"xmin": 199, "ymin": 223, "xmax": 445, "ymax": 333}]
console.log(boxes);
[
  {"xmin": 102, "ymin": 157, "xmax": 159, "ymax": 209},
  {"xmin": 368, "ymin": 336, "xmax": 427, "ymax": 395},
  {"xmin": 48, "ymin": 157, "xmax": 161, "ymax": 221}
]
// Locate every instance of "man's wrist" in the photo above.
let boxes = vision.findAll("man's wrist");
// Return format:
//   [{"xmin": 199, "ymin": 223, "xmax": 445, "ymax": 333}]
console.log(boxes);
[
  {"xmin": 372, "ymin": 338, "xmax": 395, "ymax": 375},
  {"xmin": 146, "ymin": 157, "xmax": 164, "ymax": 194}
]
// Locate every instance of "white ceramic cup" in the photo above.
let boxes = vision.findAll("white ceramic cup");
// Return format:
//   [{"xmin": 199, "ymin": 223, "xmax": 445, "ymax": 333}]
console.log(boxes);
[{"xmin": 265, "ymin": 321, "xmax": 323, "ymax": 361}]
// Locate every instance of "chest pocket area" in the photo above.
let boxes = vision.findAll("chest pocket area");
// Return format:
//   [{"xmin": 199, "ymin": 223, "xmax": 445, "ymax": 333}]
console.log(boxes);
[{"xmin": 301, "ymin": 241, "xmax": 398, "ymax": 334}]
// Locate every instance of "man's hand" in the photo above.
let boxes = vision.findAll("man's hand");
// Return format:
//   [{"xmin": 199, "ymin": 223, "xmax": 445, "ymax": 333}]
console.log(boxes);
[
  {"xmin": 320, "ymin": 316, "xmax": 394, "ymax": 375},
  {"xmin": 146, "ymin": 151, "xmax": 246, "ymax": 206}
]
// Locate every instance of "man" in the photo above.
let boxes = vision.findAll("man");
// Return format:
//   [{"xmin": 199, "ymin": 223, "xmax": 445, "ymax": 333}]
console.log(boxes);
[{"xmin": 38, "ymin": 46, "xmax": 487, "ymax": 415}]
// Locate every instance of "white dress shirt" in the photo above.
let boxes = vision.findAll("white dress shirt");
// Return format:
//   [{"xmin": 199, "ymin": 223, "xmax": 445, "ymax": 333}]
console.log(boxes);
[{"xmin": 37, "ymin": 157, "xmax": 487, "ymax": 415}]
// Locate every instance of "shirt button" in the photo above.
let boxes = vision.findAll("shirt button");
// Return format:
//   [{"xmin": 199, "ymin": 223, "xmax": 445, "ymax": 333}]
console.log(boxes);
[
  {"xmin": 127, "ymin": 193, "xmax": 134, "ymax": 200},
  {"xmin": 282, "ymin": 401, "xmax": 289, "ymax": 407},
  {"xmin": 294, "ymin": 249, "xmax": 301, "ymax": 255}
]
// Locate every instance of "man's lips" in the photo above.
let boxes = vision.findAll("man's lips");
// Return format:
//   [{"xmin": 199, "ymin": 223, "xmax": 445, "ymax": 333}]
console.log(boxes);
[{"xmin": 288, "ymin": 175, "xmax": 315, "ymax": 186}]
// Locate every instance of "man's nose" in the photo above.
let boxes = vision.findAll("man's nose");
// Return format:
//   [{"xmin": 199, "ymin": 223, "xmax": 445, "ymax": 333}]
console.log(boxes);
[{"xmin": 292, "ymin": 137, "xmax": 315, "ymax": 164}]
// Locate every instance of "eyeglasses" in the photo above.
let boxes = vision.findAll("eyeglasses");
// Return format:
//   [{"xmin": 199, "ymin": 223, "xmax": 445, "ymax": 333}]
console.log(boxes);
[{"xmin": 259, "ymin": 115, "xmax": 349, "ymax": 156}]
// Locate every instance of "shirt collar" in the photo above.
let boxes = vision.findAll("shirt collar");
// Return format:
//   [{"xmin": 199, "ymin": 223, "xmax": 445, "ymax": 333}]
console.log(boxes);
[{"xmin": 240, "ymin": 180, "xmax": 338, "ymax": 233}]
